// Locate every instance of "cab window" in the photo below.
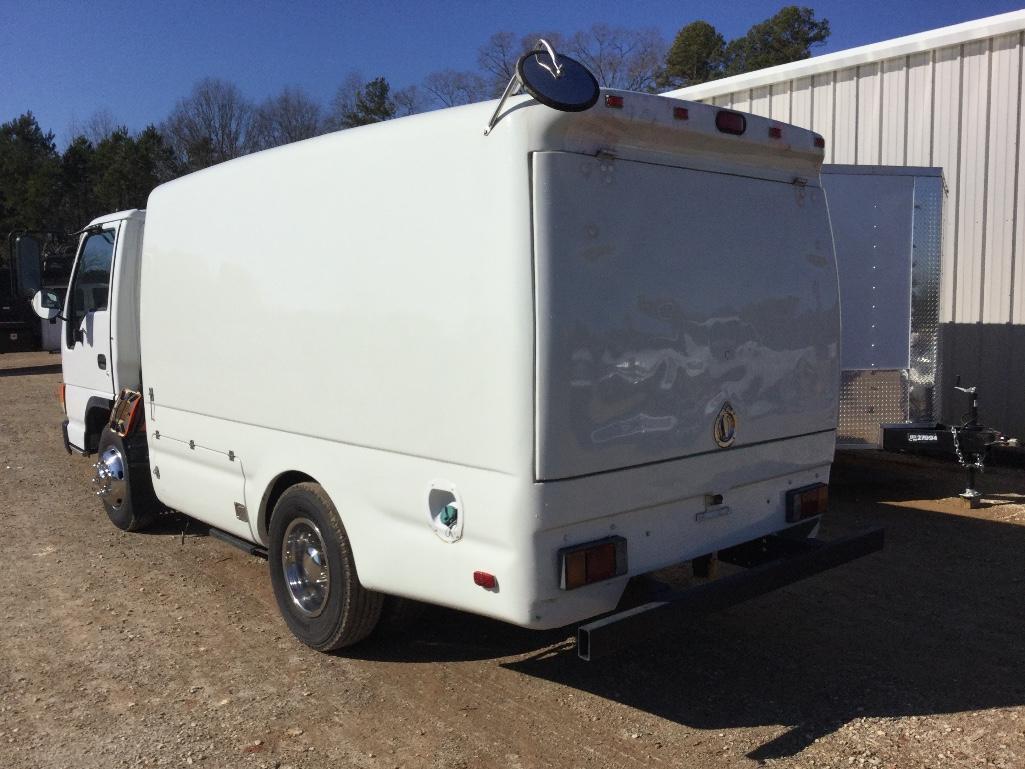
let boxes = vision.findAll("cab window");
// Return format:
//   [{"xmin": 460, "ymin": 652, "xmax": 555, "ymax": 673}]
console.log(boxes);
[{"xmin": 66, "ymin": 229, "xmax": 116, "ymax": 339}]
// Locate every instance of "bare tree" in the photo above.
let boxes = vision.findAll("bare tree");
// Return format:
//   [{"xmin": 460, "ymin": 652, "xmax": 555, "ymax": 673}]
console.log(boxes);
[
  {"xmin": 250, "ymin": 86, "xmax": 322, "ymax": 150},
  {"xmin": 476, "ymin": 31, "xmax": 565, "ymax": 97},
  {"xmin": 325, "ymin": 72, "xmax": 367, "ymax": 130},
  {"xmin": 567, "ymin": 24, "xmax": 666, "ymax": 92},
  {"xmin": 162, "ymin": 77, "xmax": 254, "ymax": 170},
  {"xmin": 66, "ymin": 108, "xmax": 121, "ymax": 146},
  {"xmin": 392, "ymin": 84, "xmax": 428, "ymax": 116},
  {"xmin": 422, "ymin": 69, "xmax": 489, "ymax": 108}
]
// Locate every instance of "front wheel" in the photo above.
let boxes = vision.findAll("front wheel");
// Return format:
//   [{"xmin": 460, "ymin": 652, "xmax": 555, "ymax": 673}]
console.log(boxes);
[
  {"xmin": 268, "ymin": 482, "xmax": 383, "ymax": 651},
  {"xmin": 94, "ymin": 427, "xmax": 160, "ymax": 532}
]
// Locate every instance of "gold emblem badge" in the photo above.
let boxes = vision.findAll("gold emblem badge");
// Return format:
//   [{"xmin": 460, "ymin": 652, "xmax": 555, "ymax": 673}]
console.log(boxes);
[{"xmin": 713, "ymin": 401, "xmax": 737, "ymax": 448}]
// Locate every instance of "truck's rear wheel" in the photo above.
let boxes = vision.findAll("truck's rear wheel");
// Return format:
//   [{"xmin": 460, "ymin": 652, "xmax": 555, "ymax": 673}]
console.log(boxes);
[
  {"xmin": 94, "ymin": 428, "xmax": 160, "ymax": 532},
  {"xmin": 268, "ymin": 482, "xmax": 383, "ymax": 651}
]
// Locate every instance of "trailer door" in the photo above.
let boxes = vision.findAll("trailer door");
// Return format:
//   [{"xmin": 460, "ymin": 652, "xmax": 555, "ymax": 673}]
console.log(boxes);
[{"xmin": 532, "ymin": 151, "xmax": 840, "ymax": 481}]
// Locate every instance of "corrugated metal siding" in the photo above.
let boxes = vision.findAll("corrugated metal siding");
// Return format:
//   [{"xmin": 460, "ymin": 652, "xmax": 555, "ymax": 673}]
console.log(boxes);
[
  {"xmin": 986, "ymin": 33, "xmax": 1023, "ymax": 322},
  {"xmin": 681, "ymin": 28, "xmax": 1025, "ymax": 325}
]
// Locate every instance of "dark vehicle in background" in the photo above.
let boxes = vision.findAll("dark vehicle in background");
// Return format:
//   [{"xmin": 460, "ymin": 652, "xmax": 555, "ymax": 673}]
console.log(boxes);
[{"xmin": 1, "ymin": 232, "xmax": 73, "ymax": 352}]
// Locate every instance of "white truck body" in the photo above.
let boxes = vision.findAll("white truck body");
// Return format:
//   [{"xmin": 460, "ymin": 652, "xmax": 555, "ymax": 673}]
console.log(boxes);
[{"xmin": 54, "ymin": 90, "xmax": 841, "ymax": 636}]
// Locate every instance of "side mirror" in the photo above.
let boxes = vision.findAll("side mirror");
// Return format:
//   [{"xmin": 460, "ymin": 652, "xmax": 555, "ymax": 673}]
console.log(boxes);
[
  {"xmin": 31, "ymin": 289, "xmax": 61, "ymax": 321},
  {"xmin": 14, "ymin": 234, "xmax": 43, "ymax": 299}
]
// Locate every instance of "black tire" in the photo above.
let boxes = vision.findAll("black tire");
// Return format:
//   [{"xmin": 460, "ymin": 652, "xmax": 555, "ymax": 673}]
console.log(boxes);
[
  {"xmin": 95, "ymin": 427, "xmax": 160, "ymax": 532},
  {"xmin": 268, "ymin": 482, "xmax": 383, "ymax": 651}
]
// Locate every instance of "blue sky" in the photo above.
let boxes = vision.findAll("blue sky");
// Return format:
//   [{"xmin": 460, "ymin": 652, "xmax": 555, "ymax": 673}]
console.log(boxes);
[{"xmin": 2, "ymin": 0, "xmax": 1022, "ymax": 147}]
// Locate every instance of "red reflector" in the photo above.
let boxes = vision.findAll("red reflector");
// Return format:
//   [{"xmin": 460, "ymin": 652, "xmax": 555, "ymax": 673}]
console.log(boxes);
[
  {"xmin": 715, "ymin": 110, "xmax": 746, "ymax": 135},
  {"xmin": 768, "ymin": 126, "xmax": 782, "ymax": 139},
  {"xmin": 785, "ymin": 483, "xmax": 829, "ymax": 523},
  {"xmin": 814, "ymin": 135, "xmax": 826, "ymax": 148},
  {"xmin": 673, "ymin": 106, "xmax": 689, "ymax": 120},
  {"xmin": 473, "ymin": 571, "xmax": 497, "ymax": 589},
  {"xmin": 605, "ymin": 94, "xmax": 624, "ymax": 109}
]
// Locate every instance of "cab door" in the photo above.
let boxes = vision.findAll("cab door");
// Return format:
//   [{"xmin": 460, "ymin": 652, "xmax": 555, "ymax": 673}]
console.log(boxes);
[{"xmin": 62, "ymin": 224, "xmax": 119, "ymax": 451}]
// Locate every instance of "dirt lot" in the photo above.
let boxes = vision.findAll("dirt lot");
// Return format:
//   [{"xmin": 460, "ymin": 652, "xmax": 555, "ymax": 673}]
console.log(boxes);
[{"xmin": 2, "ymin": 352, "xmax": 1025, "ymax": 769}]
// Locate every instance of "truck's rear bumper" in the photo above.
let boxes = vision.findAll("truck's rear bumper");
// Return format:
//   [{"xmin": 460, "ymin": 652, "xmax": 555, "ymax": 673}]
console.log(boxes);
[{"xmin": 576, "ymin": 527, "xmax": 885, "ymax": 661}]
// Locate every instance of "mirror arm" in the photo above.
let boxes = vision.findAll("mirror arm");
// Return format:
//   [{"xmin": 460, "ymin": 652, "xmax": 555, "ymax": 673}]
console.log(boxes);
[{"xmin": 483, "ymin": 72, "xmax": 523, "ymax": 136}]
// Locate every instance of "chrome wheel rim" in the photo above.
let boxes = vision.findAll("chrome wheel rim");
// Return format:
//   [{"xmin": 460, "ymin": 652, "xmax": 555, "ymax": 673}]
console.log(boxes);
[
  {"xmin": 282, "ymin": 517, "xmax": 330, "ymax": 618},
  {"xmin": 93, "ymin": 446, "xmax": 127, "ymax": 511}
]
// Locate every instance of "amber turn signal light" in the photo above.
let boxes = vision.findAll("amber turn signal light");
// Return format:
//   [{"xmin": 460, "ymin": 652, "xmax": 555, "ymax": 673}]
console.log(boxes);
[
  {"xmin": 785, "ymin": 483, "xmax": 829, "ymax": 523},
  {"xmin": 559, "ymin": 536, "xmax": 627, "ymax": 590}
]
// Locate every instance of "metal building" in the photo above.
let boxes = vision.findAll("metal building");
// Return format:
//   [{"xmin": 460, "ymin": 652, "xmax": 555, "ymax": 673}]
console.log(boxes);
[{"xmin": 667, "ymin": 10, "xmax": 1025, "ymax": 435}]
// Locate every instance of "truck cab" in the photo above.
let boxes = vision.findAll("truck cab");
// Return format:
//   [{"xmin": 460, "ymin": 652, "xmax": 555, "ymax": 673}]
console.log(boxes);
[{"xmin": 45, "ymin": 211, "xmax": 145, "ymax": 453}]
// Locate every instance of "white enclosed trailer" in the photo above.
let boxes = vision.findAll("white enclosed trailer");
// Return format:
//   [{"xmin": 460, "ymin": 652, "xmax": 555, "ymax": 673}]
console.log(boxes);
[
  {"xmin": 821, "ymin": 165, "xmax": 945, "ymax": 448},
  {"xmin": 36, "ymin": 58, "xmax": 881, "ymax": 658}
]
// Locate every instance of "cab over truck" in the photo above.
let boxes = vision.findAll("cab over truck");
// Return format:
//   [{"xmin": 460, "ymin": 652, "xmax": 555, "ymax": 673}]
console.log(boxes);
[
  {"xmin": 34, "ymin": 48, "xmax": 882, "ymax": 660},
  {"xmin": 2, "ymin": 232, "xmax": 71, "ymax": 352}
]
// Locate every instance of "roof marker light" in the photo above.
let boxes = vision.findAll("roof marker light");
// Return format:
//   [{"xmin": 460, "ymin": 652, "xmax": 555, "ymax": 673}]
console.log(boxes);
[
  {"xmin": 715, "ymin": 110, "xmax": 746, "ymax": 135},
  {"xmin": 768, "ymin": 126, "xmax": 782, "ymax": 139},
  {"xmin": 605, "ymin": 94, "xmax": 624, "ymax": 109},
  {"xmin": 814, "ymin": 135, "xmax": 826, "ymax": 148},
  {"xmin": 673, "ymin": 107, "xmax": 689, "ymax": 120}
]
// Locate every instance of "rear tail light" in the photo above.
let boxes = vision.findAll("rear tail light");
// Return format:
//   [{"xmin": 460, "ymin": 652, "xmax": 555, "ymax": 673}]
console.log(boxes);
[
  {"xmin": 768, "ymin": 126, "xmax": 782, "ymax": 139},
  {"xmin": 715, "ymin": 110, "xmax": 746, "ymax": 135},
  {"xmin": 785, "ymin": 483, "xmax": 829, "ymax": 523},
  {"xmin": 559, "ymin": 537, "xmax": 628, "ymax": 590},
  {"xmin": 813, "ymin": 135, "xmax": 826, "ymax": 149},
  {"xmin": 605, "ymin": 94, "xmax": 624, "ymax": 109},
  {"xmin": 673, "ymin": 106, "xmax": 689, "ymax": 120}
]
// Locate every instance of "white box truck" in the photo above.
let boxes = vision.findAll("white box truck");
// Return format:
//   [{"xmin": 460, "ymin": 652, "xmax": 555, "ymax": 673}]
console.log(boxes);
[{"xmin": 32, "ymin": 48, "xmax": 881, "ymax": 660}]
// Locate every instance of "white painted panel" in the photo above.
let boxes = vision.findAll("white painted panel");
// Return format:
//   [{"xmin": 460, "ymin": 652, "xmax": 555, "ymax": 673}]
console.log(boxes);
[
  {"xmin": 857, "ymin": 63, "xmax": 882, "ymax": 164},
  {"xmin": 811, "ymin": 73, "xmax": 835, "ymax": 161},
  {"xmin": 712, "ymin": 94, "xmax": 731, "ymax": 107},
  {"xmin": 933, "ymin": 45, "xmax": 962, "ymax": 322},
  {"xmin": 791, "ymin": 77, "xmax": 813, "ymax": 128},
  {"xmin": 957, "ymin": 40, "xmax": 990, "ymax": 322},
  {"xmin": 733, "ymin": 88, "xmax": 751, "ymax": 113},
  {"xmin": 881, "ymin": 57, "xmax": 908, "ymax": 164},
  {"xmin": 751, "ymin": 85, "xmax": 771, "ymax": 116},
  {"xmin": 983, "ymin": 33, "xmax": 1022, "ymax": 322},
  {"xmin": 770, "ymin": 82, "xmax": 791, "ymax": 121},
  {"xmin": 906, "ymin": 52, "xmax": 934, "ymax": 165},
  {"xmin": 833, "ymin": 68, "xmax": 858, "ymax": 163}
]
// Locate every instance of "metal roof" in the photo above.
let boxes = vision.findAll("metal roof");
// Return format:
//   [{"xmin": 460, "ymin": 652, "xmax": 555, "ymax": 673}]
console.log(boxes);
[{"xmin": 664, "ymin": 9, "xmax": 1025, "ymax": 101}]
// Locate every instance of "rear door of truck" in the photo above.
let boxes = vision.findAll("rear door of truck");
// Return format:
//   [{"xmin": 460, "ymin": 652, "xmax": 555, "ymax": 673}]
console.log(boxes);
[{"xmin": 532, "ymin": 151, "xmax": 839, "ymax": 481}]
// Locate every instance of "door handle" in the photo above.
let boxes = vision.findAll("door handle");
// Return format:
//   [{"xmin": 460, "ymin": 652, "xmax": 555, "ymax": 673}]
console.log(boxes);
[{"xmin": 97, "ymin": 354, "xmax": 106, "ymax": 370}]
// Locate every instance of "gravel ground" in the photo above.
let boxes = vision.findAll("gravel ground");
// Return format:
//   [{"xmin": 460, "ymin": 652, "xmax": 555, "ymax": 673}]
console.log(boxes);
[{"xmin": 2, "ymin": 352, "xmax": 1025, "ymax": 769}]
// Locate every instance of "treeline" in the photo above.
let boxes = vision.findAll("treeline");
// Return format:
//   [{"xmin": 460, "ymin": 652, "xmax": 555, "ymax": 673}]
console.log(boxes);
[{"xmin": 0, "ymin": 7, "xmax": 828, "ymax": 237}]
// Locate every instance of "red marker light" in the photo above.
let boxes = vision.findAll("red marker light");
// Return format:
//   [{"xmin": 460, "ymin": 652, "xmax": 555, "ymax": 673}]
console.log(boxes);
[
  {"xmin": 768, "ymin": 126, "xmax": 782, "ymax": 139},
  {"xmin": 715, "ymin": 110, "xmax": 746, "ymax": 135},
  {"xmin": 673, "ymin": 107, "xmax": 689, "ymax": 120},
  {"xmin": 473, "ymin": 571, "xmax": 497, "ymax": 589},
  {"xmin": 605, "ymin": 94, "xmax": 624, "ymax": 109},
  {"xmin": 813, "ymin": 135, "xmax": 826, "ymax": 148}
]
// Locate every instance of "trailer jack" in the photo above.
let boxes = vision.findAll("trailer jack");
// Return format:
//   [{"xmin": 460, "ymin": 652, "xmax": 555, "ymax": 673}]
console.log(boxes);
[{"xmin": 881, "ymin": 379, "xmax": 1019, "ymax": 508}]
